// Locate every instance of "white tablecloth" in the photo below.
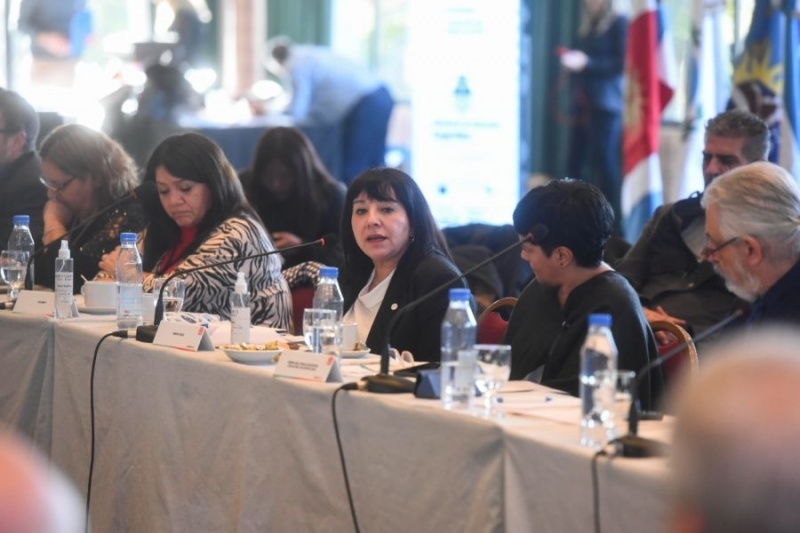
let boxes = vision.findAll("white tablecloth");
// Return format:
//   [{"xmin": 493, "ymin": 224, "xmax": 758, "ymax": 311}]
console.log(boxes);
[{"xmin": 0, "ymin": 311, "xmax": 672, "ymax": 532}]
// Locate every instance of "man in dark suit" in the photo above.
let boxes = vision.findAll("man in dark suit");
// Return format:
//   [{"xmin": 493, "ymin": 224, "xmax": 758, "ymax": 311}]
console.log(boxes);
[
  {"xmin": 616, "ymin": 110, "xmax": 769, "ymax": 336},
  {"xmin": 0, "ymin": 90, "xmax": 46, "ymax": 250}
]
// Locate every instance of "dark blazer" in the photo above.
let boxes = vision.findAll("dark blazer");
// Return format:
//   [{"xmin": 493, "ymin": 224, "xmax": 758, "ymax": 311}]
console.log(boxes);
[
  {"xmin": 616, "ymin": 195, "xmax": 746, "ymax": 335},
  {"xmin": 341, "ymin": 250, "xmax": 466, "ymax": 362},
  {"xmin": 574, "ymin": 15, "xmax": 628, "ymax": 113},
  {"xmin": 0, "ymin": 152, "xmax": 46, "ymax": 250}
]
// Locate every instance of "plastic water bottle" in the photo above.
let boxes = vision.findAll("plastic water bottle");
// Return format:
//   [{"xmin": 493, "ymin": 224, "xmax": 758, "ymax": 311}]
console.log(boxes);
[
  {"xmin": 115, "ymin": 232, "xmax": 143, "ymax": 330},
  {"xmin": 579, "ymin": 313, "xmax": 618, "ymax": 449},
  {"xmin": 54, "ymin": 240, "xmax": 74, "ymax": 319},
  {"xmin": 312, "ymin": 266, "xmax": 344, "ymax": 355},
  {"xmin": 440, "ymin": 288, "xmax": 477, "ymax": 410},
  {"xmin": 8, "ymin": 214, "xmax": 35, "ymax": 286},
  {"xmin": 230, "ymin": 271, "xmax": 251, "ymax": 344}
]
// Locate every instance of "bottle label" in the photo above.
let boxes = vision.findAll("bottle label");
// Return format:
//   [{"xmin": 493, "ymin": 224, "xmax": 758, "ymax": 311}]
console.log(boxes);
[
  {"xmin": 55, "ymin": 272, "xmax": 73, "ymax": 295},
  {"xmin": 231, "ymin": 307, "xmax": 251, "ymax": 344}
]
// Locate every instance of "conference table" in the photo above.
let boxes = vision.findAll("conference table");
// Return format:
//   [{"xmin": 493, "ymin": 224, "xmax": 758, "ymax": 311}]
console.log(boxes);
[{"xmin": 0, "ymin": 309, "xmax": 673, "ymax": 532}]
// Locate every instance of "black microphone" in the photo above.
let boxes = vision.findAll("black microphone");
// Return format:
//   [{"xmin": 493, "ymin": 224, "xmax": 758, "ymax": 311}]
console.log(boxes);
[
  {"xmin": 135, "ymin": 233, "xmax": 337, "ymax": 343},
  {"xmin": 361, "ymin": 235, "xmax": 530, "ymax": 394},
  {"xmin": 23, "ymin": 182, "xmax": 157, "ymax": 290},
  {"xmin": 612, "ymin": 308, "xmax": 746, "ymax": 458}
]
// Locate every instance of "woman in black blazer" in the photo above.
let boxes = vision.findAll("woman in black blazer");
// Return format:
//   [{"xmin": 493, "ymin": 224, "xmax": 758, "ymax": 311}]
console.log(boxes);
[{"xmin": 339, "ymin": 168, "xmax": 465, "ymax": 361}]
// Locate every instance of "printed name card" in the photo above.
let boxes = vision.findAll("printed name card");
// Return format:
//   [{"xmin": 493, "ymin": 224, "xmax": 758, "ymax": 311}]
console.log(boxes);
[
  {"xmin": 275, "ymin": 351, "xmax": 342, "ymax": 383},
  {"xmin": 13, "ymin": 290, "xmax": 55, "ymax": 315},
  {"xmin": 153, "ymin": 322, "xmax": 215, "ymax": 352}
]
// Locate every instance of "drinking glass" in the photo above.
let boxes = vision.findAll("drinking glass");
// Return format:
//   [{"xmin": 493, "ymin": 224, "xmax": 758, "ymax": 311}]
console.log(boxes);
[
  {"xmin": 0, "ymin": 250, "xmax": 29, "ymax": 301},
  {"xmin": 153, "ymin": 278, "xmax": 186, "ymax": 322},
  {"xmin": 473, "ymin": 344, "xmax": 512, "ymax": 418},
  {"xmin": 303, "ymin": 308, "xmax": 337, "ymax": 354}
]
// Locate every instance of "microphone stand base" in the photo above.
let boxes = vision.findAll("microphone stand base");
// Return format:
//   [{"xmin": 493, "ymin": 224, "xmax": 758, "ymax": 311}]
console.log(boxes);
[
  {"xmin": 135, "ymin": 325, "xmax": 158, "ymax": 343},
  {"xmin": 362, "ymin": 373, "xmax": 415, "ymax": 394},
  {"xmin": 613, "ymin": 434, "xmax": 669, "ymax": 458}
]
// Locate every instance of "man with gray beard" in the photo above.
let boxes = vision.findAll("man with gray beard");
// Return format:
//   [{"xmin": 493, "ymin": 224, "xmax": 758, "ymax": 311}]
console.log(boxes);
[{"xmin": 701, "ymin": 161, "xmax": 800, "ymax": 324}]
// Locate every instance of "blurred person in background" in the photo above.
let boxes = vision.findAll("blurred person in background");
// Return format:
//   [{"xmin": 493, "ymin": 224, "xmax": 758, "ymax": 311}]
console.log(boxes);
[
  {"xmin": 561, "ymin": 0, "xmax": 627, "ymax": 230},
  {"xmin": 268, "ymin": 37, "xmax": 394, "ymax": 183},
  {"xmin": 99, "ymin": 133, "xmax": 292, "ymax": 329},
  {"xmin": 152, "ymin": 0, "xmax": 212, "ymax": 69},
  {"xmin": 0, "ymin": 89, "xmax": 46, "ymax": 250},
  {"xmin": 38, "ymin": 124, "xmax": 146, "ymax": 292},
  {"xmin": 16, "ymin": 0, "xmax": 93, "ymax": 87},
  {"xmin": 240, "ymin": 126, "xmax": 345, "ymax": 269},
  {"xmin": 339, "ymin": 168, "xmax": 465, "ymax": 361}
]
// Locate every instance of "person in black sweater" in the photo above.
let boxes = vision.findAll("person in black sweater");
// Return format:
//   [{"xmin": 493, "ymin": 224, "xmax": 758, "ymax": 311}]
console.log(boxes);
[
  {"xmin": 240, "ymin": 127, "xmax": 345, "ymax": 269},
  {"xmin": 505, "ymin": 179, "xmax": 662, "ymax": 409}
]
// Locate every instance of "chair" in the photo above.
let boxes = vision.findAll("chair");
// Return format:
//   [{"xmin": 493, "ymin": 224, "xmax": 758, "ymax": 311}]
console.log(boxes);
[
  {"xmin": 648, "ymin": 319, "xmax": 698, "ymax": 382},
  {"xmin": 477, "ymin": 297, "xmax": 517, "ymax": 344},
  {"xmin": 291, "ymin": 286, "xmax": 315, "ymax": 335}
]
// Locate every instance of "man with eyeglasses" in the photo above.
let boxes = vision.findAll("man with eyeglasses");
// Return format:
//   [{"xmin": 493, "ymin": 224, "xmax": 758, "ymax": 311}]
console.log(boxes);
[
  {"xmin": 616, "ymin": 110, "xmax": 769, "ymax": 336},
  {"xmin": 701, "ymin": 162, "xmax": 800, "ymax": 324},
  {"xmin": 0, "ymin": 90, "xmax": 46, "ymax": 251}
]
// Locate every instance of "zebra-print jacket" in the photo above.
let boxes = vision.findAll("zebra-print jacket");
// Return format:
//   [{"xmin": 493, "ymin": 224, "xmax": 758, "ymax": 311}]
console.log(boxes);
[{"xmin": 143, "ymin": 216, "xmax": 293, "ymax": 330}]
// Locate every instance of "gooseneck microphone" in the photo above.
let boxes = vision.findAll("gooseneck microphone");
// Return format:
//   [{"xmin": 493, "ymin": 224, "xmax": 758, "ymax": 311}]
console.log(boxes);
[
  {"xmin": 23, "ymin": 182, "xmax": 157, "ymax": 290},
  {"xmin": 361, "ymin": 235, "xmax": 530, "ymax": 394},
  {"xmin": 612, "ymin": 308, "xmax": 746, "ymax": 458},
  {"xmin": 135, "ymin": 234, "xmax": 336, "ymax": 342}
]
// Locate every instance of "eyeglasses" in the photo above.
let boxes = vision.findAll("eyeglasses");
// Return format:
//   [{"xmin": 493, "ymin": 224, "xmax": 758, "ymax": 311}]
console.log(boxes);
[
  {"xmin": 39, "ymin": 174, "xmax": 78, "ymax": 192},
  {"xmin": 700, "ymin": 236, "xmax": 739, "ymax": 259}
]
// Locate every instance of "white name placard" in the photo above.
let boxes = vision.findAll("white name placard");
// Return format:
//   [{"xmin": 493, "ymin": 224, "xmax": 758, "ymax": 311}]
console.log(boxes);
[
  {"xmin": 13, "ymin": 290, "xmax": 55, "ymax": 315},
  {"xmin": 275, "ymin": 351, "xmax": 342, "ymax": 383},
  {"xmin": 153, "ymin": 322, "xmax": 215, "ymax": 352}
]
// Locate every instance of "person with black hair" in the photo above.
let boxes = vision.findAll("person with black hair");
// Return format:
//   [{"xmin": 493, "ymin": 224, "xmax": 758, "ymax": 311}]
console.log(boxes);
[
  {"xmin": 0, "ymin": 89, "xmax": 46, "ymax": 250},
  {"xmin": 339, "ymin": 167, "xmax": 465, "ymax": 361},
  {"xmin": 96, "ymin": 133, "xmax": 292, "ymax": 329},
  {"xmin": 505, "ymin": 179, "xmax": 661, "ymax": 408},
  {"xmin": 240, "ymin": 127, "xmax": 345, "ymax": 269}
]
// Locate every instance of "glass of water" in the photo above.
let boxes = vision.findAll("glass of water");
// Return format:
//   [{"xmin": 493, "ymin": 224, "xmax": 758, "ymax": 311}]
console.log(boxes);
[
  {"xmin": 153, "ymin": 277, "xmax": 186, "ymax": 322},
  {"xmin": 303, "ymin": 308, "xmax": 337, "ymax": 354},
  {"xmin": 473, "ymin": 344, "xmax": 512, "ymax": 418},
  {"xmin": 0, "ymin": 250, "xmax": 29, "ymax": 300}
]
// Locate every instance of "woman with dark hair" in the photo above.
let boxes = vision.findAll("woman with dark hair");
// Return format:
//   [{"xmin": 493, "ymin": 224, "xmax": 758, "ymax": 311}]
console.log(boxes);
[
  {"xmin": 240, "ymin": 127, "xmax": 345, "ymax": 269},
  {"xmin": 97, "ymin": 133, "xmax": 292, "ymax": 328},
  {"xmin": 505, "ymin": 179, "xmax": 662, "ymax": 409},
  {"xmin": 339, "ymin": 167, "xmax": 465, "ymax": 361},
  {"xmin": 38, "ymin": 124, "xmax": 146, "ymax": 292}
]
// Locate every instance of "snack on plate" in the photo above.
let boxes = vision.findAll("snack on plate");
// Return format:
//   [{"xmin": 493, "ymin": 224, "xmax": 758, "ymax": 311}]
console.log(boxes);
[
  {"xmin": 219, "ymin": 341, "xmax": 281, "ymax": 351},
  {"xmin": 354, "ymin": 341, "xmax": 368, "ymax": 351}
]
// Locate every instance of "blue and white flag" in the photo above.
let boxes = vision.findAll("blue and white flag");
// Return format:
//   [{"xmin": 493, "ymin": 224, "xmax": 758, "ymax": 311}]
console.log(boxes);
[{"xmin": 729, "ymin": 0, "xmax": 800, "ymax": 179}]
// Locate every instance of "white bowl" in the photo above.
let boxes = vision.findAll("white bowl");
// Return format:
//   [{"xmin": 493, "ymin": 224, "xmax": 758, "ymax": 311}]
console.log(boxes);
[
  {"xmin": 222, "ymin": 348, "xmax": 282, "ymax": 364},
  {"xmin": 340, "ymin": 349, "xmax": 371, "ymax": 359}
]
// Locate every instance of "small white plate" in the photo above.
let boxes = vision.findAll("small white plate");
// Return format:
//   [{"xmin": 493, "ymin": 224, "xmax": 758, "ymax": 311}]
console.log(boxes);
[
  {"xmin": 78, "ymin": 306, "xmax": 116, "ymax": 315},
  {"xmin": 340, "ymin": 349, "xmax": 371, "ymax": 359},
  {"xmin": 222, "ymin": 348, "xmax": 282, "ymax": 364}
]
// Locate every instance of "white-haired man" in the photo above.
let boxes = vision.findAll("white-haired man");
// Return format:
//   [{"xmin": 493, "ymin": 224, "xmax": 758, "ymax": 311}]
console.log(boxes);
[{"xmin": 701, "ymin": 161, "xmax": 800, "ymax": 324}]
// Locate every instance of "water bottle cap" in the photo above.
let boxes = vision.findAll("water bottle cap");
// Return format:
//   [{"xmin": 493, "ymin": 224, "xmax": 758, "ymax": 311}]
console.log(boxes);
[
  {"xmin": 58, "ymin": 240, "xmax": 71, "ymax": 259},
  {"xmin": 320, "ymin": 266, "xmax": 338, "ymax": 278},
  {"xmin": 587, "ymin": 313, "xmax": 612, "ymax": 327},
  {"xmin": 120, "ymin": 232, "xmax": 137, "ymax": 244},
  {"xmin": 448, "ymin": 288, "xmax": 471, "ymax": 301},
  {"xmin": 13, "ymin": 215, "xmax": 29, "ymax": 226},
  {"xmin": 235, "ymin": 271, "xmax": 248, "ymax": 293}
]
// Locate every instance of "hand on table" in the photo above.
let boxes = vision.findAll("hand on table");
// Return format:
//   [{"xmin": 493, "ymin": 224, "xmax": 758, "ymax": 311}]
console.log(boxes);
[{"xmin": 272, "ymin": 232, "xmax": 303, "ymax": 249}]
